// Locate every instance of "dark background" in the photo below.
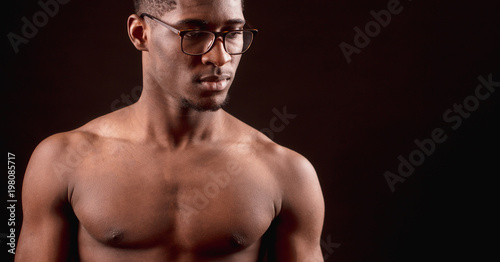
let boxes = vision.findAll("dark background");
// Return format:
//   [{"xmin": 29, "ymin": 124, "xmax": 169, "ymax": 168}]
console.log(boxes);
[{"xmin": 3, "ymin": 0, "xmax": 499, "ymax": 261}]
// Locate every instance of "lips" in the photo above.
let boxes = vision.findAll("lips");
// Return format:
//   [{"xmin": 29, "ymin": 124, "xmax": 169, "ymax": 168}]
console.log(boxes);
[{"xmin": 198, "ymin": 75, "xmax": 231, "ymax": 91}]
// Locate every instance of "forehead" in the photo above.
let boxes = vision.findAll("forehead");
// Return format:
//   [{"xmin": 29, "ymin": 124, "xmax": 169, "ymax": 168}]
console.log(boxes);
[{"xmin": 162, "ymin": 0, "xmax": 244, "ymax": 24}]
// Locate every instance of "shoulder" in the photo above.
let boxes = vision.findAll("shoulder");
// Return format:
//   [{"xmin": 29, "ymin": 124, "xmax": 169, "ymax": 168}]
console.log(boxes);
[
  {"xmin": 241, "ymin": 124, "xmax": 324, "ymax": 237},
  {"xmin": 36, "ymin": 129, "xmax": 98, "ymax": 153},
  {"xmin": 260, "ymin": 142, "xmax": 321, "ymax": 201},
  {"xmin": 253, "ymin": 135, "xmax": 316, "ymax": 183},
  {"xmin": 224, "ymin": 112, "xmax": 322, "ymax": 209},
  {"xmin": 26, "ymin": 110, "xmax": 117, "ymax": 184},
  {"xmin": 35, "ymin": 107, "xmax": 128, "ymax": 157},
  {"xmin": 224, "ymin": 111, "xmax": 317, "ymax": 178},
  {"xmin": 24, "ymin": 113, "xmax": 116, "ymax": 203},
  {"xmin": 27, "ymin": 130, "xmax": 98, "ymax": 181},
  {"xmin": 249, "ymin": 140, "xmax": 325, "ymax": 261}
]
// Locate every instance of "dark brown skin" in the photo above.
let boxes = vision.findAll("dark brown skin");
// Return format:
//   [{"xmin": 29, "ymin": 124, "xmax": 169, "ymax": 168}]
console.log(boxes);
[{"xmin": 15, "ymin": 0, "xmax": 325, "ymax": 261}]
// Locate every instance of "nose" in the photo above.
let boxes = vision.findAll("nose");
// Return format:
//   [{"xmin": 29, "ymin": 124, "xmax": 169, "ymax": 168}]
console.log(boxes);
[{"xmin": 201, "ymin": 38, "xmax": 232, "ymax": 67}]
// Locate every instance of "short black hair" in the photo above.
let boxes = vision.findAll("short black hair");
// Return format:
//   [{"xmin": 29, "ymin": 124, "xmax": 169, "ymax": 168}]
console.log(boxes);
[
  {"xmin": 133, "ymin": 0, "xmax": 244, "ymax": 17},
  {"xmin": 133, "ymin": 0, "xmax": 178, "ymax": 17}
]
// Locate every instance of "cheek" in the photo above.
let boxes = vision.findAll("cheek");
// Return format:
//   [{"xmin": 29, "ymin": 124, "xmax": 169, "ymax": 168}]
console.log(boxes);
[
  {"xmin": 149, "ymin": 32, "xmax": 183, "ymax": 68},
  {"xmin": 150, "ymin": 41, "xmax": 189, "ymax": 79},
  {"xmin": 231, "ymin": 56, "xmax": 242, "ymax": 71}
]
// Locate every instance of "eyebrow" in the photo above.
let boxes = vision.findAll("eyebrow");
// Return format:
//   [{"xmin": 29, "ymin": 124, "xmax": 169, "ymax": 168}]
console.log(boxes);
[{"xmin": 175, "ymin": 18, "xmax": 246, "ymax": 27}]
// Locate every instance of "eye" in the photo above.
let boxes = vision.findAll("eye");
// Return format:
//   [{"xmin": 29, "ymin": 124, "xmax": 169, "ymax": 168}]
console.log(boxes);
[
  {"xmin": 226, "ymin": 31, "xmax": 243, "ymax": 39},
  {"xmin": 184, "ymin": 31, "xmax": 209, "ymax": 39}
]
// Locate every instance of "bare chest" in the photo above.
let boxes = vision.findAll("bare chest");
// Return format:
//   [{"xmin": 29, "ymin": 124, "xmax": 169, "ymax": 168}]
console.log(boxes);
[{"xmin": 70, "ymin": 148, "xmax": 277, "ymax": 255}]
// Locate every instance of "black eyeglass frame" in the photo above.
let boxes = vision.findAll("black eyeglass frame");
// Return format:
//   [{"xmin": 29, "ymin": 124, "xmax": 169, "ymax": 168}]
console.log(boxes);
[{"xmin": 140, "ymin": 13, "xmax": 258, "ymax": 56}]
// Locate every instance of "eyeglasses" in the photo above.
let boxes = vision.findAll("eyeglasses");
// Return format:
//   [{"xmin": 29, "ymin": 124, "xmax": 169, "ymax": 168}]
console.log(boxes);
[{"xmin": 140, "ymin": 13, "xmax": 258, "ymax": 56}]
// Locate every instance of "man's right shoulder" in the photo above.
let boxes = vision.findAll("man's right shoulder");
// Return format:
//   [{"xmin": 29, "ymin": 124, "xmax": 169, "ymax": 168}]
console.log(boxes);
[
  {"xmin": 31, "ymin": 107, "xmax": 137, "ymax": 179},
  {"xmin": 32, "ymin": 109, "xmax": 122, "ymax": 164},
  {"xmin": 28, "ymin": 128, "xmax": 101, "ymax": 180},
  {"xmin": 35, "ymin": 130, "xmax": 98, "ymax": 158}
]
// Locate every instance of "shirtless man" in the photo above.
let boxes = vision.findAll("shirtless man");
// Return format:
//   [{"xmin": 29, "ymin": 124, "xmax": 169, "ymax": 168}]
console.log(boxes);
[{"xmin": 15, "ymin": 0, "xmax": 325, "ymax": 261}]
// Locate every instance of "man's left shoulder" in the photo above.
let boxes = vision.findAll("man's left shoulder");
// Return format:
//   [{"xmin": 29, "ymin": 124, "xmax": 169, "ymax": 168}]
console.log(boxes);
[
  {"xmin": 225, "ymin": 111, "xmax": 317, "ymax": 180},
  {"xmin": 259, "ymin": 141, "xmax": 324, "ymax": 237},
  {"xmin": 263, "ymin": 143, "xmax": 318, "ymax": 185}
]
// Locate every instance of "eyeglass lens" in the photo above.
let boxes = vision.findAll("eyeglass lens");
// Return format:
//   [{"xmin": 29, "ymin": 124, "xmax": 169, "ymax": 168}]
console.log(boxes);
[{"xmin": 182, "ymin": 31, "xmax": 254, "ymax": 55}]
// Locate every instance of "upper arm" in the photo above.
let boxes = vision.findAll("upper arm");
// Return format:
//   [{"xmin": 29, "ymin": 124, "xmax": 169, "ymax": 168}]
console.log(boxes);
[
  {"xmin": 15, "ymin": 135, "xmax": 76, "ymax": 262},
  {"xmin": 269, "ymin": 152, "xmax": 325, "ymax": 262}
]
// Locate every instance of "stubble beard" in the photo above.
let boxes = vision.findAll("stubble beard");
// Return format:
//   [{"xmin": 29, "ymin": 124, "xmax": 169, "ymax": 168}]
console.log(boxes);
[{"xmin": 180, "ymin": 94, "xmax": 231, "ymax": 112}]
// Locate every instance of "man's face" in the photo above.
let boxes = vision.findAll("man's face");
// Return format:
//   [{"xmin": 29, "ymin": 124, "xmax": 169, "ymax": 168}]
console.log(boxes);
[{"xmin": 145, "ymin": 0, "xmax": 245, "ymax": 112}]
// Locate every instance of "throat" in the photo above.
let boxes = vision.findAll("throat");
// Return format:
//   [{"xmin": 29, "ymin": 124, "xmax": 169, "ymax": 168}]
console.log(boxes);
[{"xmin": 128, "ymin": 102, "xmax": 226, "ymax": 148}]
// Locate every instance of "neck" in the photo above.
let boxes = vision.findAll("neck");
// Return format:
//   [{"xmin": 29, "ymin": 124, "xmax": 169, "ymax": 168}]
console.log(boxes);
[{"xmin": 128, "ymin": 89, "xmax": 225, "ymax": 149}]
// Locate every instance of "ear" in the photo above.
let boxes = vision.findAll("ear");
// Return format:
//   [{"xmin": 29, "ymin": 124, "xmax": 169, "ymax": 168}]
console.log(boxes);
[{"xmin": 127, "ymin": 14, "xmax": 148, "ymax": 51}]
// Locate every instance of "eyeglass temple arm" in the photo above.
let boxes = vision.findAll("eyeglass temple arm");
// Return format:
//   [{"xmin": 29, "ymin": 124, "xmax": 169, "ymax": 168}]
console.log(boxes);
[{"xmin": 140, "ymin": 13, "xmax": 181, "ymax": 35}]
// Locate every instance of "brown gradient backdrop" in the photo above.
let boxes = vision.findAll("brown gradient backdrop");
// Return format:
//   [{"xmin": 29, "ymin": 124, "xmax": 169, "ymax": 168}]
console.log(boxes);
[{"xmin": 3, "ymin": 0, "xmax": 500, "ymax": 261}]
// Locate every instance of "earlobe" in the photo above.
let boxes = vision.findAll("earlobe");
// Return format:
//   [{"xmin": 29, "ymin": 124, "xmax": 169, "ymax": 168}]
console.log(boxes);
[{"xmin": 127, "ymin": 14, "xmax": 148, "ymax": 51}]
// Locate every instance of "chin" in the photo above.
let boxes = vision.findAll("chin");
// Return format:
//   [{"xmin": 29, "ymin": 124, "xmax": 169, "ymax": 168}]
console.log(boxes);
[{"xmin": 181, "ymin": 95, "xmax": 230, "ymax": 112}]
